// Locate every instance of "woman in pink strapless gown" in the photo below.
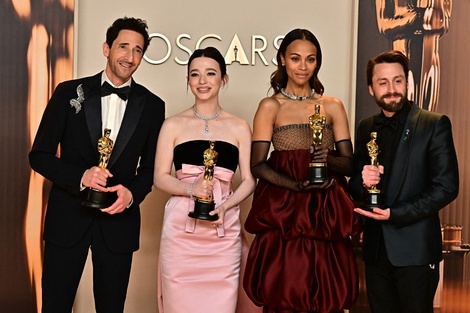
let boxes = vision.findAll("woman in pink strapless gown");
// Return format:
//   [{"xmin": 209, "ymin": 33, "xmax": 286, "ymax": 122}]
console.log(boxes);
[{"xmin": 153, "ymin": 47, "xmax": 261, "ymax": 313}]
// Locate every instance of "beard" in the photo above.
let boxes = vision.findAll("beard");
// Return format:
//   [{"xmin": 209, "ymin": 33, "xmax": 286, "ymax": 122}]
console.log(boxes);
[{"xmin": 375, "ymin": 91, "xmax": 408, "ymax": 113}]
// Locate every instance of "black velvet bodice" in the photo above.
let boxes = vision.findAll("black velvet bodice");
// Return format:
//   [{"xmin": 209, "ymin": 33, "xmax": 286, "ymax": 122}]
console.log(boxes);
[{"xmin": 173, "ymin": 140, "xmax": 239, "ymax": 172}]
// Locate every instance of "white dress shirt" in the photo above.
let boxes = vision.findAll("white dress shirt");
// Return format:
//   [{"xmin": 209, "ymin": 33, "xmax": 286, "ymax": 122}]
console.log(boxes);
[{"xmin": 101, "ymin": 72, "xmax": 131, "ymax": 144}]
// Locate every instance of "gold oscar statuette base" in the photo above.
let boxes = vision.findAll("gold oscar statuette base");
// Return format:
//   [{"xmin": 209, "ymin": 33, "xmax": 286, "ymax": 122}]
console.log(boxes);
[
  {"xmin": 308, "ymin": 162, "xmax": 328, "ymax": 185},
  {"xmin": 81, "ymin": 188, "xmax": 117, "ymax": 209},
  {"xmin": 362, "ymin": 189, "xmax": 385, "ymax": 212},
  {"xmin": 189, "ymin": 198, "xmax": 218, "ymax": 221}
]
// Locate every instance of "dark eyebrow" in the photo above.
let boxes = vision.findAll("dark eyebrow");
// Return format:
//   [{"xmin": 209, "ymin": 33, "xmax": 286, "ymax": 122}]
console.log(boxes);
[
  {"xmin": 376, "ymin": 75, "xmax": 405, "ymax": 82},
  {"xmin": 190, "ymin": 68, "xmax": 218, "ymax": 73},
  {"xmin": 288, "ymin": 52, "xmax": 316, "ymax": 58},
  {"xmin": 117, "ymin": 42, "xmax": 143, "ymax": 51}
]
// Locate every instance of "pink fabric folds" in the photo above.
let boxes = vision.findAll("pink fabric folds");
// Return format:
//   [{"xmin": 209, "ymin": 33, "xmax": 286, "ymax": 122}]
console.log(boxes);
[
  {"xmin": 158, "ymin": 164, "xmax": 261, "ymax": 313},
  {"xmin": 177, "ymin": 164, "xmax": 234, "ymax": 237}
]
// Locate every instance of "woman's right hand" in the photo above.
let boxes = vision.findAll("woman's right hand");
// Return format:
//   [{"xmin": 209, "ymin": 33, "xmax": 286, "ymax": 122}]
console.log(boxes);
[{"xmin": 310, "ymin": 144, "xmax": 329, "ymax": 163}]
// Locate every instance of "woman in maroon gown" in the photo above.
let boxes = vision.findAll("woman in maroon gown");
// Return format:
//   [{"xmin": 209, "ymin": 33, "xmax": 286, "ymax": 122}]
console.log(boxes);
[{"xmin": 243, "ymin": 29, "xmax": 362, "ymax": 313}]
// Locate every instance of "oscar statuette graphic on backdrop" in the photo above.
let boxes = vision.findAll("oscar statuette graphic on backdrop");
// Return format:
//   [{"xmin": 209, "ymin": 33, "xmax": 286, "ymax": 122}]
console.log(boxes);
[
  {"xmin": 82, "ymin": 128, "xmax": 116, "ymax": 208},
  {"xmin": 189, "ymin": 141, "xmax": 219, "ymax": 221}
]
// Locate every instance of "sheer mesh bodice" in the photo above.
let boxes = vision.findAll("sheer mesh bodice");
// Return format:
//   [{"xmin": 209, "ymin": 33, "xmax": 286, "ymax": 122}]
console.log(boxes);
[{"xmin": 272, "ymin": 123, "xmax": 334, "ymax": 151}]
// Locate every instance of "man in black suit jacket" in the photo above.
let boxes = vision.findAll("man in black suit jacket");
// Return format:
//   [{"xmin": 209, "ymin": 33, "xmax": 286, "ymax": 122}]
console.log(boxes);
[
  {"xmin": 29, "ymin": 17, "xmax": 165, "ymax": 312},
  {"xmin": 349, "ymin": 50, "xmax": 459, "ymax": 313}
]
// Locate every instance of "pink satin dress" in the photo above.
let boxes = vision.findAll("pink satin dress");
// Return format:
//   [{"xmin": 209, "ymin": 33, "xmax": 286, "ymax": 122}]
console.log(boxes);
[{"xmin": 158, "ymin": 140, "xmax": 261, "ymax": 313}]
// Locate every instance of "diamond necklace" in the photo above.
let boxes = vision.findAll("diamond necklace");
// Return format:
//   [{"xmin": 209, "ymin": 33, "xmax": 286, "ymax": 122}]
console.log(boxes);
[
  {"xmin": 193, "ymin": 105, "xmax": 221, "ymax": 133},
  {"xmin": 280, "ymin": 88, "xmax": 315, "ymax": 101}
]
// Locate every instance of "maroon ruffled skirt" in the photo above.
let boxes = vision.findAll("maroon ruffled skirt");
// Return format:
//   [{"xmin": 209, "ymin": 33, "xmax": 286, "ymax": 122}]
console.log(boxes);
[{"xmin": 243, "ymin": 149, "xmax": 362, "ymax": 313}]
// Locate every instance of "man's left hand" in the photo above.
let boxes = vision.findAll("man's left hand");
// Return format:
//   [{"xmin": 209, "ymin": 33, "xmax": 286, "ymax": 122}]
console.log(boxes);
[
  {"xmin": 354, "ymin": 207, "xmax": 390, "ymax": 220},
  {"xmin": 101, "ymin": 184, "xmax": 133, "ymax": 215}
]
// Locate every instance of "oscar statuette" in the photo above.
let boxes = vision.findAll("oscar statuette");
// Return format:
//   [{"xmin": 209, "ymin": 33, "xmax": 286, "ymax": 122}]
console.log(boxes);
[
  {"xmin": 362, "ymin": 132, "xmax": 385, "ymax": 211},
  {"xmin": 308, "ymin": 104, "xmax": 328, "ymax": 184},
  {"xmin": 188, "ymin": 141, "xmax": 219, "ymax": 221},
  {"xmin": 81, "ymin": 128, "xmax": 116, "ymax": 208}
]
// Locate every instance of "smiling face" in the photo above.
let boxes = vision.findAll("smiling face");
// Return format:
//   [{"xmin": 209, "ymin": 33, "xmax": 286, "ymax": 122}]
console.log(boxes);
[
  {"xmin": 187, "ymin": 56, "xmax": 227, "ymax": 102},
  {"xmin": 368, "ymin": 62, "xmax": 408, "ymax": 115},
  {"xmin": 103, "ymin": 29, "xmax": 145, "ymax": 86},
  {"xmin": 281, "ymin": 39, "xmax": 317, "ymax": 88}
]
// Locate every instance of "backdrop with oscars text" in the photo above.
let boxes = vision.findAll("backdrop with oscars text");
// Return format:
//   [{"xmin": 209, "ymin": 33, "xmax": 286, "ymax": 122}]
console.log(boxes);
[{"xmin": 2, "ymin": 0, "xmax": 469, "ymax": 312}]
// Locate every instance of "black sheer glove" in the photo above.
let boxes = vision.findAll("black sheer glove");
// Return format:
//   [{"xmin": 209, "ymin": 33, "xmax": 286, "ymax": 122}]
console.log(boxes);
[
  {"xmin": 327, "ymin": 139, "xmax": 354, "ymax": 177},
  {"xmin": 251, "ymin": 141, "xmax": 334, "ymax": 191}
]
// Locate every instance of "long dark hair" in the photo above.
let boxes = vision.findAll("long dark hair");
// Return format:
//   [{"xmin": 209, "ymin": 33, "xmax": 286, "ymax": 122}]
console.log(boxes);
[{"xmin": 270, "ymin": 28, "xmax": 324, "ymax": 95}]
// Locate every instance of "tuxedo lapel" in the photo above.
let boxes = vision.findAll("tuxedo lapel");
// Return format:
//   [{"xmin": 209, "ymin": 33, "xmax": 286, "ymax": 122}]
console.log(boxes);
[
  {"xmin": 108, "ymin": 84, "xmax": 145, "ymax": 168},
  {"xmin": 80, "ymin": 75, "xmax": 146, "ymax": 168},
  {"xmin": 386, "ymin": 104, "xmax": 420, "ymax": 204},
  {"xmin": 83, "ymin": 74, "xmax": 103, "ymax": 153}
]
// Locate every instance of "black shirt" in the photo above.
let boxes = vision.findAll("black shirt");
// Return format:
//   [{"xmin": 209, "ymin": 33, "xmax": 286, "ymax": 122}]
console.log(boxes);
[{"xmin": 373, "ymin": 101, "xmax": 412, "ymax": 191}]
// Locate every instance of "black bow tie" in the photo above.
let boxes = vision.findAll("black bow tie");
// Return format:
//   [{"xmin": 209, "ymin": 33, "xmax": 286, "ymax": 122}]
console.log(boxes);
[
  {"xmin": 374, "ymin": 114, "xmax": 398, "ymax": 131},
  {"xmin": 101, "ymin": 81, "xmax": 130, "ymax": 101}
]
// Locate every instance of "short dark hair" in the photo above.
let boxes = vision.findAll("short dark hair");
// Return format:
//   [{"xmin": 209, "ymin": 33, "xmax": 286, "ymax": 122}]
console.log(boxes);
[
  {"xmin": 270, "ymin": 28, "xmax": 324, "ymax": 95},
  {"xmin": 187, "ymin": 47, "xmax": 227, "ymax": 78},
  {"xmin": 366, "ymin": 50, "xmax": 409, "ymax": 86},
  {"xmin": 106, "ymin": 17, "xmax": 150, "ymax": 53}
]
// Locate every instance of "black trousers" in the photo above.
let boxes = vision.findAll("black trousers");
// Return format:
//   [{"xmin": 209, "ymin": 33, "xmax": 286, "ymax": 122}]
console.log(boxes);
[
  {"xmin": 365, "ymin": 235, "xmax": 440, "ymax": 313},
  {"xmin": 42, "ymin": 219, "xmax": 133, "ymax": 313}
]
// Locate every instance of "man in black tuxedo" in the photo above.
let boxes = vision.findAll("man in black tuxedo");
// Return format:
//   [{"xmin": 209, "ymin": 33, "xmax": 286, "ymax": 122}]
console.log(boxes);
[
  {"xmin": 349, "ymin": 50, "xmax": 459, "ymax": 313},
  {"xmin": 29, "ymin": 17, "xmax": 165, "ymax": 312}
]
